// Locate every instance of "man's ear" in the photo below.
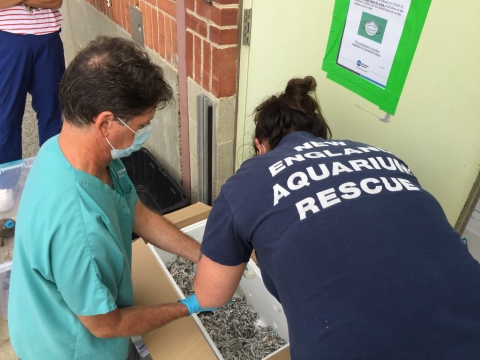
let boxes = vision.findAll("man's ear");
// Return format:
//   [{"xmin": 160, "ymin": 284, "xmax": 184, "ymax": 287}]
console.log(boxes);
[{"xmin": 95, "ymin": 111, "xmax": 116, "ymax": 138}]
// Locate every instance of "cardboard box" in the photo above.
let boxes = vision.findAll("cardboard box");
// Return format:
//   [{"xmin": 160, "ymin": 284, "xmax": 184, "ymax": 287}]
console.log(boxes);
[{"xmin": 132, "ymin": 202, "xmax": 291, "ymax": 360}]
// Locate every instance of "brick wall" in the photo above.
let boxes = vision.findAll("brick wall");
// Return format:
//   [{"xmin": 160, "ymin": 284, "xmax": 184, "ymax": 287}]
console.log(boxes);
[{"xmin": 86, "ymin": 0, "xmax": 239, "ymax": 99}]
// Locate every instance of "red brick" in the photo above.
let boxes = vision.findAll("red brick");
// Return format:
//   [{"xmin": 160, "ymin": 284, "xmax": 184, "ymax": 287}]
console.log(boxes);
[
  {"xmin": 196, "ymin": 0, "xmax": 238, "ymax": 26},
  {"xmin": 120, "ymin": 0, "xmax": 126, "ymax": 29},
  {"xmin": 139, "ymin": 1, "xmax": 146, "ymax": 41},
  {"xmin": 157, "ymin": 0, "xmax": 176, "ymax": 18},
  {"xmin": 112, "ymin": 0, "xmax": 120, "ymax": 24},
  {"xmin": 194, "ymin": 34, "xmax": 201, "ymax": 85},
  {"xmin": 185, "ymin": 0, "xmax": 195, "ymax": 11},
  {"xmin": 171, "ymin": 19, "xmax": 178, "ymax": 67},
  {"xmin": 125, "ymin": 0, "xmax": 132, "ymax": 33},
  {"xmin": 218, "ymin": 7, "xmax": 239, "ymax": 26},
  {"xmin": 152, "ymin": 7, "xmax": 159, "ymax": 54},
  {"xmin": 195, "ymin": 0, "xmax": 211, "ymax": 18},
  {"xmin": 202, "ymin": 40, "xmax": 211, "ymax": 91},
  {"xmin": 94, "ymin": 0, "xmax": 100, "ymax": 14},
  {"xmin": 113, "ymin": 0, "xmax": 120, "ymax": 26},
  {"xmin": 165, "ymin": 16, "xmax": 172, "ymax": 63},
  {"xmin": 209, "ymin": 25, "xmax": 238, "ymax": 45},
  {"xmin": 214, "ymin": 0, "xmax": 239, "ymax": 4},
  {"xmin": 99, "ymin": 0, "xmax": 106, "ymax": 15},
  {"xmin": 211, "ymin": 46, "xmax": 238, "ymax": 97},
  {"xmin": 186, "ymin": 12, "xmax": 207, "ymax": 38},
  {"xmin": 146, "ymin": 3, "xmax": 153, "ymax": 49},
  {"xmin": 145, "ymin": 0, "xmax": 155, "ymax": 7},
  {"xmin": 186, "ymin": 31, "xmax": 194, "ymax": 79},
  {"xmin": 103, "ymin": 0, "xmax": 108, "ymax": 15},
  {"xmin": 107, "ymin": 7, "xmax": 114, "ymax": 22},
  {"xmin": 158, "ymin": 11, "xmax": 166, "ymax": 58},
  {"xmin": 109, "ymin": 0, "xmax": 115, "ymax": 20}
]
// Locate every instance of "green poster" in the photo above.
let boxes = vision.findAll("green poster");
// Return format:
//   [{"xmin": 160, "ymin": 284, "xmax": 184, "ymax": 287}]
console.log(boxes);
[{"xmin": 322, "ymin": 0, "xmax": 432, "ymax": 115}]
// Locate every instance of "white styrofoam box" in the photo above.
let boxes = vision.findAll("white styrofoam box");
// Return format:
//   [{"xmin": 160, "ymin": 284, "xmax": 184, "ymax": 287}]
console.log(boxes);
[
  {"xmin": 0, "ymin": 262, "xmax": 12, "ymax": 320},
  {"xmin": 150, "ymin": 219, "xmax": 290, "ymax": 360}
]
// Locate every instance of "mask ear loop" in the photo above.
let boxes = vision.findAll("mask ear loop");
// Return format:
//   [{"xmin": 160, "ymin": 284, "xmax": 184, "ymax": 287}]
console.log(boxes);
[
  {"xmin": 105, "ymin": 136, "xmax": 115, "ymax": 150},
  {"xmin": 261, "ymin": 144, "xmax": 266, "ymax": 154}
]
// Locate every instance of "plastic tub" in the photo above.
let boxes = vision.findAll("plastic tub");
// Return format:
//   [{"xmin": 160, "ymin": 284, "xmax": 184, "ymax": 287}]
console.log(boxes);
[
  {"xmin": 0, "ymin": 263, "xmax": 11, "ymax": 320},
  {"xmin": 0, "ymin": 157, "xmax": 35, "ymax": 220},
  {"xmin": 0, "ymin": 157, "xmax": 34, "ymax": 320},
  {"xmin": 121, "ymin": 148, "xmax": 189, "ymax": 215}
]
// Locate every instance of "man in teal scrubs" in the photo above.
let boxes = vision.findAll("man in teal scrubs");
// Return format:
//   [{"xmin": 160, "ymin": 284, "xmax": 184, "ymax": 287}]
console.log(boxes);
[{"xmin": 8, "ymin": 36, "xmax": 219, "ymax": 360}]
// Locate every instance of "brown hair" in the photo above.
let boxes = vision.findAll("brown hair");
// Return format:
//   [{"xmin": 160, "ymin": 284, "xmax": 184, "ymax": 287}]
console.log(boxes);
[
  {"xmin": 253, "ymin": 76, "xmax": 331, "ymax": 154},
  {"xmin": 60, "ymin": 36, "xmax": 173, "ymax": 126}
]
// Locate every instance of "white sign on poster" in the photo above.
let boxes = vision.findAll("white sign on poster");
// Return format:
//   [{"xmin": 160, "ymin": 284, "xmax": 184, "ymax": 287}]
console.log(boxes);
[{"xmin": 337, "ymin": 0, "xmax": 411, "ymax": 88}]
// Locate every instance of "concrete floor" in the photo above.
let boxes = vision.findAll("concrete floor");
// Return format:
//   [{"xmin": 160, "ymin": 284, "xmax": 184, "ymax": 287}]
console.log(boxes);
[
  {"xmin": 1, "ymin": 95, "xmax": 38, "ymax": 360},
  {"xmin": 20, "ymin": 95, "xmax": 41, "ymax": 160}
]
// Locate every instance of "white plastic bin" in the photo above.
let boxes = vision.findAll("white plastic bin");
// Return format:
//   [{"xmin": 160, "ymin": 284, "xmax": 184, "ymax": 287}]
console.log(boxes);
[
  {"xmin": 0, "ymin": 262, "xmax": 11, "ymax": 320},
  {"xmin": 0, "ymin": 157, "xmax": 35, "ymax": 219},
  {"xmin": 0, "ymin": 157, "xmax": 35, "ymax": 320},
  {"xmin": 150, "ymin": 219, "xmax": 290, "ymax": 360}
]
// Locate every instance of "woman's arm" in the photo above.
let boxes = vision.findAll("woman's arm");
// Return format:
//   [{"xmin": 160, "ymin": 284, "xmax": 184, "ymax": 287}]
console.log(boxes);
[{"xmin": 194, "ymin": 253, "xmax": 246, "ymax": 308}]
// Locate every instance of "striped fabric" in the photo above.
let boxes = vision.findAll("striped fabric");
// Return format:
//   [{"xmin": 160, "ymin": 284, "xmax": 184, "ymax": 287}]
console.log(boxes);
[{"xmin": 0, "ymin": 5, "xmax": 62, "ymax": 35}]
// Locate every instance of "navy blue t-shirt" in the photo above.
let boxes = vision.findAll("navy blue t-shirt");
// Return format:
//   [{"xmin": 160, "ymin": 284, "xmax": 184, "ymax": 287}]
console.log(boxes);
[{"xmin": 201, "ymin": 131, "xmax": 480, "ymax": 359}]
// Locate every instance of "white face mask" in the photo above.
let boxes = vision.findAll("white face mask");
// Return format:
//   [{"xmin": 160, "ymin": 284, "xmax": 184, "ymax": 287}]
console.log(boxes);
[
  {"xmin": 365, "ymin": 21, "xmax": 379, "ymax": 36},
  {"xmin": 106, "ymin": 117, "xmax": 152, "ymax": 160}
]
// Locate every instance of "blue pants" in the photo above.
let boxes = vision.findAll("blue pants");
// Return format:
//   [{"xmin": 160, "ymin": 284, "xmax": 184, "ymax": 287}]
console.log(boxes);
[{"xmin": 0, "ymin": 30, "xmax": 65, "ymax": 165}]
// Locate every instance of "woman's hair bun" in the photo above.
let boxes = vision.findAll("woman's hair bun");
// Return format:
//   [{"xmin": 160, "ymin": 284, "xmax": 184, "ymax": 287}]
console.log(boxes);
[
  {"xmin": 253, "ymin": 75, "xmax": 331, "ymax": 153},
  {"xmin": 284, "ymin": 76, "xmax": 317, "ymax": 96}
]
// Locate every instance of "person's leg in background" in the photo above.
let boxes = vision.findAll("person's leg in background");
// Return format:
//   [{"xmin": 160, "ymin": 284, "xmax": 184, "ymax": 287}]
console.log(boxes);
[
  {"xmin": 0, "ymin": 31, "xmax": 32, "ymax": 211},
  {"xmin": 0, "ymin": 30, "xmax": 32, "ymax": 165},
  {"xmin": 30, "ymin": 30, "xmax": 65, "ymax": 147}
]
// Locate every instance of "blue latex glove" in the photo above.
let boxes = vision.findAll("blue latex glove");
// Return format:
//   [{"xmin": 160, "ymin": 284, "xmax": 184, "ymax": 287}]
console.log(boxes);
[{"xmin": 179, "ymin": 294, "xmax": 219, "ymax": 316}]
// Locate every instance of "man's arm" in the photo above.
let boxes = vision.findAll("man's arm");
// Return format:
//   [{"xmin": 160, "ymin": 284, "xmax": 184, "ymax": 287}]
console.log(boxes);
[
  {"xmin": 133, "ymin": 200, "xmax": 201, "ymax": 263},
  {"xmin": 78, "ymin": 302, "xmax": 189, "ymax": 338},
  {"xmin": 0, "ymin": 0, "xmax": 24, "ymax": 8},
  {"xmin": 22, "ymin": 0, "xmax": 62, "ymax": 8},
  {"xmin": 194, "ymin": 253, "xmax": 246, "ymax": 308},
  {"xmin": 0, "ymin": 0, "xmax": 62, "ymax": 9}
]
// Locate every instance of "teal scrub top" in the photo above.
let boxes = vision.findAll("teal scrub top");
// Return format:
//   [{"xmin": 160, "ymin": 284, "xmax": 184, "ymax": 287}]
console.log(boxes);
[{"xmin": 8, "ymin": 135, "xmax": 138, "ymax": 360}]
